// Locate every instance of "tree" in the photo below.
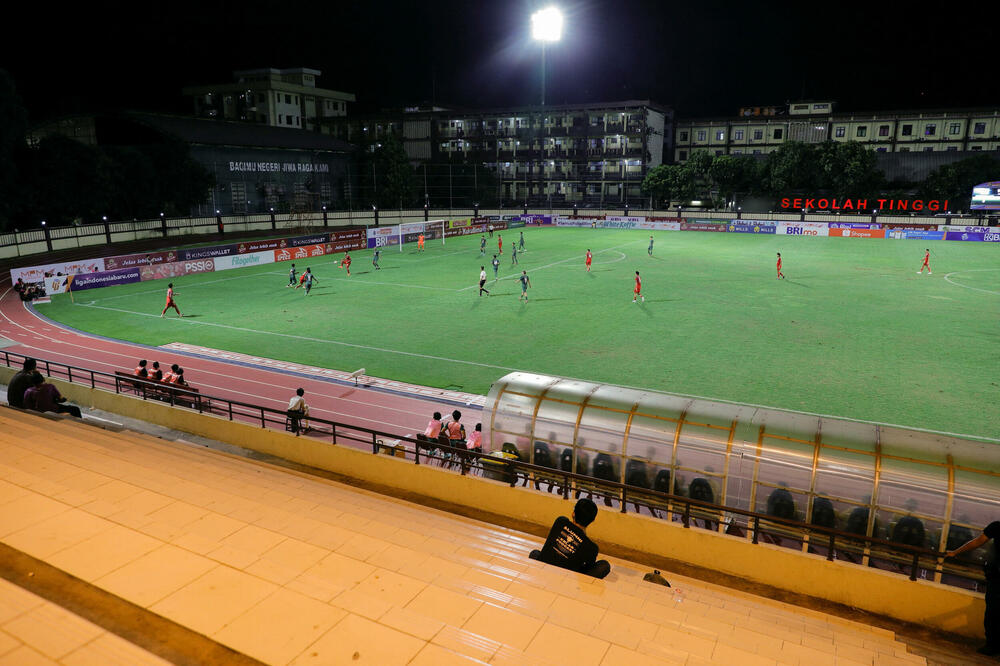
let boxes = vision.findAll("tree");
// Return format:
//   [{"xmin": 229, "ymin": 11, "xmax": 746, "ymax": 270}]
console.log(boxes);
[
  {"xmin": 371, "ymin": 134, "xmax": 417, "ymax": 209},
  {"xmin": 708, "ymin": 155, "xmax": 760, "ymax": 204},
  {"xmin": 641, "ymin": 163, "xmax": 699, "ymax": 206},
  {"xmin": 761, "ymin": 142, "xmax": 821, "ymax": 196},
  {"xmin": 815, "ymin": 141, "xmax": 884, "ymax": 199},
  {"xmin": 920, "ymin": 154, "xmax": 1000, "ymax": 211}
]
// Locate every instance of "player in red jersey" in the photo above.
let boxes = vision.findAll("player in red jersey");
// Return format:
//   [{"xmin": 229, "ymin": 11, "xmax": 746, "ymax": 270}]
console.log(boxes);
[
  {"xmin": 497, "ymin": 234, "xmax": 503, "ymax": 255},
  {"xmin": 340, "ymin": 253, "xmax": 352, "ymax": 276},
  {"xmin": 160, "ymin": 283, "xmax": 182, "ymax": 317},
  {"xmin": 632, "ymin": 271, "xmax": 644, "ymax": 303},
  {"xmin": 917, "ymin": 248, "xmax": 931, "ymax": 275},
  {"xmin": 776, "ymin": 253, "xmax": 785, "ymax": 279},
  {"xmin": 585, "ymin": 249, "xmax": 592, "ymax": 272}
]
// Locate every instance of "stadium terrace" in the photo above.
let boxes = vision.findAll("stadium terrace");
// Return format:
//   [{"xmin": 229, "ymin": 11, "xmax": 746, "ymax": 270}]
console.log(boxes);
[{"xmin": 781, "ymin": 198, "xmax": 950, "ymax": 212}]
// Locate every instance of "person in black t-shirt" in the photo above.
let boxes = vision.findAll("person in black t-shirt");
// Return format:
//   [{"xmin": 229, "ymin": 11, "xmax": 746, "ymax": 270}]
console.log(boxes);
[
  {"xmin": 7, "ymin": 358, "xmax": 37, "ymax": 408},
  {"xmin": 947, "ymin": 521, "xmax": 1000, "ymax": 655},
  {"xmin": 529, "ymin": 498, "xmax": 611, "ymax": 579}
]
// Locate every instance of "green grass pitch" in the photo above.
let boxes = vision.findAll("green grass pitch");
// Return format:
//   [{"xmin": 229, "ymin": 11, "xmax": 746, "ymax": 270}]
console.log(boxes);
[{"xmin": 36, "ymin": 228, "xmax": 1000, "ymax": 440}]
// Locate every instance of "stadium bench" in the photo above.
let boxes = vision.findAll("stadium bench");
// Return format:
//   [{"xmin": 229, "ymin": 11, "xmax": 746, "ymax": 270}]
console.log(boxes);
[{"xmin": 114, "ymin": 371, "xmax": 211, "ymax": 412}]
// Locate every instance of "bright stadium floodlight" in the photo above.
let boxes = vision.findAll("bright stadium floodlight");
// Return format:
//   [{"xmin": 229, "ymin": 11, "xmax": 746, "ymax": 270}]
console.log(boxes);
[
  {"xmin": 531, "ymin": 6, "xmax": 563, "ymax": 106},
  {"xmin": 531, "ymin": 6, "xmax": 563, "ymax": 42}
]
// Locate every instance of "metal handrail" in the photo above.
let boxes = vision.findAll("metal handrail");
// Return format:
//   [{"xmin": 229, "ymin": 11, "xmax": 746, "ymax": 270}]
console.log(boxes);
[{"xmin": 0, "ymin": 349, "xmax": 985, "ymax": 587}]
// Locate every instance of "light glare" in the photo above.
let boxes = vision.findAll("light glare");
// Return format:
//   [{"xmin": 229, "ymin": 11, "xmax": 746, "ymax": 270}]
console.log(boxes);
[{"xmin": 531, "ymin": 7, "xmax": 563, "ymax": 42}]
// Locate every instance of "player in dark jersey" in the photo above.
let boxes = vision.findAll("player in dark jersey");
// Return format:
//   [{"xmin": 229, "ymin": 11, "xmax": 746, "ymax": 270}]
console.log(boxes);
[
  {"xmin": 648, "ymin": 235, "xmax": 654, "ymax": 256},
  {"xmin": 518, "ymin": 270, "xmax": 531, "ymax": 302},
  {"xmin": 491, "ymin": 254, "xmax": 500, "ymax": 280},
  {"xmin": 302, "ymin": 267, "xmax": 318, "ymax": 294},
  {"xmin": 511, "ymin": 243, "xmax": 519, "ymax": 265},
  {"xmin": 287, "ymin": 263, "xmax": 297, "ymax": 287},
  {"xmin": 480, "ymin": 235, "xmax": 487, "ymax": 256},
  {"xmin": 373, "ymin": 250, "xmax": 381, "ymax": 270},
  {"xmin": 519, "ymin": 231, "xmax": 525, "ymax": 251}
]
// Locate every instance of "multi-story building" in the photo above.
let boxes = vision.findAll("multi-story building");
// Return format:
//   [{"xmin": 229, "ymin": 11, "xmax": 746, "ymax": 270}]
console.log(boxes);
[
  {"xmin": 328, "ymin": 100, "xmax": 673, "ymax": 207},
  {"xmin": 182, "ymin": 68, "xmax": 355, "ymax": 134},
  {"xmin": 675, "ymin": 101, "xmax": 1000, "ymax": 163}
]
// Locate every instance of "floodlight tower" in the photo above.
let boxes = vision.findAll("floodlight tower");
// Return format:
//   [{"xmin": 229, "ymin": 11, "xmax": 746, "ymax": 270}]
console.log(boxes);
[{"xmin": 531, "ymin": 6, "xmax": 563, "ymax": 105}]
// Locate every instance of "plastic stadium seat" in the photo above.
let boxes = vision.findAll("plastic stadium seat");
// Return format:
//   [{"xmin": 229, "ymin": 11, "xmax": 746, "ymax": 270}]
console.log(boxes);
[{"xmin": 810, "ymin": 497, "xmax": 837, "ymax": 529}]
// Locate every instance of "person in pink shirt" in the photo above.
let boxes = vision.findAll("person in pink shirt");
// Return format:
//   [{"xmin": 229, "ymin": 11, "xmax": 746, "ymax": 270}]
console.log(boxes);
[
  {"xmin": 424, "ymin": 411, "xmax": 443, "ymax": 439},
  {"xmin": 466, "ymin": 423, "xmax": 482, "ymax": 452}
]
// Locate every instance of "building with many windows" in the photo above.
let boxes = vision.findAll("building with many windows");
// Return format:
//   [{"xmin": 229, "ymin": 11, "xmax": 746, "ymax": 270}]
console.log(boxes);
[
  {"xmin": 328, "ymin": 100, "xmax": 673, "ymax": 207},
  {"xmin": 674, "ymin": 101, "xmax": 1000, "ymax": 164},
  {"xmin": 182, "ymin": 68, "xmax": 355, "ymax": 133}
]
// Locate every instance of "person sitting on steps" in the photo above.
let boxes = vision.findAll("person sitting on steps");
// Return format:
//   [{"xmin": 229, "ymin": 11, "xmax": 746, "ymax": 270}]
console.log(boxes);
[{"xmin": 529, "ymin": 498, "xmax": 611, "ymax": 579}]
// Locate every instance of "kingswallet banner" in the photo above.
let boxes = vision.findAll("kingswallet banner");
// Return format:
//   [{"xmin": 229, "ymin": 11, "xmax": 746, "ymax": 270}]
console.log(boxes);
[{"xmin": 68, "ymin": 268, "xmax": 142, "ymax": 292}]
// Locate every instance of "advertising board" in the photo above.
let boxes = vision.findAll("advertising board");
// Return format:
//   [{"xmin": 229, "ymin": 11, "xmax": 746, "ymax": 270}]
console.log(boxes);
[
  {"xmin": 828, "ymin": 228, "xmax": 886, "ymax": 239},
  {"xmin": 727, "ymin": 223, "xmax": 776, "ymax": 234},
  {"xmin": 776, "ymin": 222, "xmax": 829, "ymax": 237},
  {"xmin": 945, "ymin": 231, "xmax": 1000, "ymax": 242},
  {"xmin": 178, "ymin": 244, "xmax": 238, "ymax": 261},
  {"xmin": 680, "ymin": 222, "xmax": 727, "ymax": 232},
  {"xmin": 11, "ymin": 259, "xmax": 106, "ymax": 287},
  {"xmin": 828, "ymin": 222, "xmax": 880, "ymax": 229},
  {"xmin": 105, "ymin": 251, "xmax": 177, "ymax": 270},
  {"xmin": 213, "ymin": 250, "xmax": 275, "ymax": 271},
  {"xmin": 890, "ymin": 230, "xmax": 946, "ymax": 241},
  {"xmin": 289, "ymin": 234, "xmax": 328, "ymax": 247},
  {"xmin": 68, "ymin": 268, "xmax": 142, "ymax": 292},
  {"xmin": 326, "ymin": 229, "xmax": 366, "ymax": 253},
  {"xmin": 238, "ymin": 239, "xmax": 286, "ymax": 253}
]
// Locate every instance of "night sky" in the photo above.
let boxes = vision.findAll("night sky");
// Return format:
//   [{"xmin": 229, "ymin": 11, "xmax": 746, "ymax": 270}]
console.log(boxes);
[{"xmin": 4, "ymin": 0, "xmax": 996, "ymax": 123}]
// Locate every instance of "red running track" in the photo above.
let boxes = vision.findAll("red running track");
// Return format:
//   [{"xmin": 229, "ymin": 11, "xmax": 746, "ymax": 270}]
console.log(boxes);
[{"xmin": 0, "ymin": 285, "xmax": 480, "ymax": 439}]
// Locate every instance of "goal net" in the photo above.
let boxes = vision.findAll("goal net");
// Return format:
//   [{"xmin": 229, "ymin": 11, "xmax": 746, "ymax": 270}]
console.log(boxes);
[{"xmin": 397, "ymin": 220, "xmax": 446, "ymax": 252}]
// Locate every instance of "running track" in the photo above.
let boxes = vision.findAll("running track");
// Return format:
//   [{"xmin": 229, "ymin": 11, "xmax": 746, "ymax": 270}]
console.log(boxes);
[{"xmin": 0, "ymin": 283, "xmax": 480, "ymax": 440}]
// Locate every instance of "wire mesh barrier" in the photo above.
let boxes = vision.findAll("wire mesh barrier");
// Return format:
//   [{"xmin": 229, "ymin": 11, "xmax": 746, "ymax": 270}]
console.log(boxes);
[{"xmin": 0, "ymin": 349, "xmax": 987, "ymax": 590}]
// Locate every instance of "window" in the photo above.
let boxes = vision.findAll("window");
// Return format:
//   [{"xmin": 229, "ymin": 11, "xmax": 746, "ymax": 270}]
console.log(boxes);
[
  {"xmin": 732, "ymin": 149, "xmax": 742, "ymax": 154},
  {"xmin": 835, "ymin": 127, "xmax": 845, "ymax": 137},
  {"xmin": 277, "ymin": 115, "xmax": 282, "ymax": 125},
  {"xmin": 715, "ymin": 130, "xmax": 725, "ymax": 141},
  {"xmin": 679, "ymin": 131, "xmax": 689, "ymax": 141},
  {"xmin": 899, "ymin": 147, "xmax": 910, "ymax": 152},
  {"xmin": 856, "ymin": 126, "xmax": 867, "ymax": 137},
  {"xmin": 287, "ymin": 115, "xmax": 293, "ymax": 124},
  {"xmin": 734, "ymin": 129, "xmax": 744, "ymax": 140},
  {"xmin": 285, "ymin": 94, "xmax": 291, "ymax": 104},
  {"xmin": 878, "ymin": 125, "xmax": 890, "ymax": 137},
  {"xmin": 773, "ymin": 128, "xmax": 783, "ymax": 139},
  {"xmin": 678, "ymin": 150, "xmax": 687, "ymax": 160},
  {"xmin": 876, "ymin": 147, "xmax": 887, "ymax": 152},
  {"xmin": 971, "ymin": 146, "xmax": 982, "ymax": 151},
  {"xmin": 949, "ymin": 123, "xmax": 961, "ymax": 135},
  {"xmin": 924, "ymin": 124, "xmax": 936, "ymax": 136},
  {"xmin": 696, "ymin": 130, "xmax": 706, "ymax": 141},
  {"xmin": 924, "ymin": 147, "xmax": 934, "ymax": 152},
  {"xmin": 946, "ymin": 146, "xmax": 958, "ymax": 151},
  {"xmin": 752, "ymin": 149, "xmax": 762, "ymax": 155},
  {"xmin": 901, "ymin": 124, "xmax": 913, "ymax": 136},
  {"xmin": 974, "ymin": 122, "xmax": 987, "ymax": 134},
  {"xmin": 813, "ymin": 103, "xmax": 829, "ymax": 111},
  {"xmin": 714, "ymin": 150, "xmax": 723, "ymax": 156},
  {"xmin": 753, "ymin": 130, "xmax": 763, "ymax": 140}
]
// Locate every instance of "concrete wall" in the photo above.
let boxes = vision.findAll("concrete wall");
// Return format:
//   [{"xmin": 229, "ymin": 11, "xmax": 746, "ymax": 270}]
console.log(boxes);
[{"xmin": 3, "ymin": 366, "xmax": 984, "ymax": 639}]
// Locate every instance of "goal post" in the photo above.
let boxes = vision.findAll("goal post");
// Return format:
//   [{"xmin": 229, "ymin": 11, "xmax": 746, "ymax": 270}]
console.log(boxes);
[{"xmin": 397, "ymin": 219, "xmax": 446, "ymax": 251}]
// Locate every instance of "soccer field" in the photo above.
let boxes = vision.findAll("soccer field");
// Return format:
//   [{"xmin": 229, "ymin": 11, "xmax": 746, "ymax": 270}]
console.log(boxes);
[{"xmin": 36, "ymin": 228, "xmax": 1000, "ymax": 439}]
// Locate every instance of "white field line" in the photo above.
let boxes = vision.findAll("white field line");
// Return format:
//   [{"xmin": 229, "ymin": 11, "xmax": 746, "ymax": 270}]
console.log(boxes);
[
  {"xmin": 73, "ymin": 302, "xmax": 521, "ymax": 372},
  {"xmin": 94, "ymin": 271, "xmax": 278, "ymax": 302},
  {"xmin": 943, "ymin": 268, "xmax": 1000, "ymax": 296},
  {"xmin": 458, "ymin": 241, "xmax": 639, "ymax": 291}
]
